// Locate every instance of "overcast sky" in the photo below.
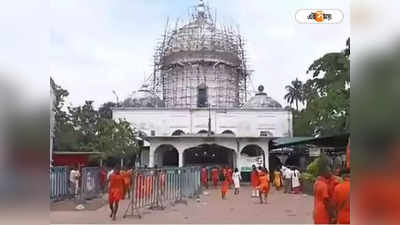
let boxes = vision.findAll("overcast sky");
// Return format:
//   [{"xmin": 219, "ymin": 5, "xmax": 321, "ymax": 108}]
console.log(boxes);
[{"xmin": 50, "ymin": 0, "xmax": 349, "ymax": 108}]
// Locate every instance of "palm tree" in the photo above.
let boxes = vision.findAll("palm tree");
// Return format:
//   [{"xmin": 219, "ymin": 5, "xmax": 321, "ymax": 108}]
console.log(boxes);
[{"xmin": 284, "ymin": 78, "xmax": 303, "ymax": 111}]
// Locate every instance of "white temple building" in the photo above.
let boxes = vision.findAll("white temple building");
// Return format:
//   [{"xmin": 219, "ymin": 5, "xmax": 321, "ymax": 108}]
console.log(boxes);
[{"xmin": 113, "ymin": 1, "xmax": 292, "ymax": 172}]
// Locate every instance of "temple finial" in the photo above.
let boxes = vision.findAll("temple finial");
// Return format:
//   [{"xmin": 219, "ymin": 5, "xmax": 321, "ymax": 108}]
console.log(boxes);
[{"xmin": 196, "ymin": 0, "xmax": 205, "ymax": 18}]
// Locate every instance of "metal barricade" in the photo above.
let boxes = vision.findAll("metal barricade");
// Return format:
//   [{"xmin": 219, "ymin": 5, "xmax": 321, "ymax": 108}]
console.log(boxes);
[
  {"xmin": 50, "ymin": 166, "xmax": 70, "ymax": 201},
  {"xmin": 123, "ymin": 166, "xmax": 201, "ymax": 219},
  {"xmin": 80, "ymin": 167, "xmax": 101, "ymax": 200}
]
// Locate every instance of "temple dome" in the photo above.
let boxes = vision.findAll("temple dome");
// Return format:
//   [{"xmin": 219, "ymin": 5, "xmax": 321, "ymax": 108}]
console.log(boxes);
[
  {"xmin": 122, "ymin": 84, "xmax": 164, "ymax": 108},
  {"xmin": 243, "ymin": 85, "xmax": 282, "ymax": 109},
  {"xmin": 163, "ymin": 0, "xmax": 241, "ymax": 58}
]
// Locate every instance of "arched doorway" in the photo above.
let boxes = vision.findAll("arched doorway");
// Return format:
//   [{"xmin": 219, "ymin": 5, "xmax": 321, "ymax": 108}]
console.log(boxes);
[
  {"xmin": 171, "ymin": 129, "xmax": 185, "ymax": 136},
  {"xmin": 241, "ymin": 145, "xmax": 265, "ymax": 166},
  {"xmin": 240, "ymin": 145, "xmax": 265, "ymax": 182},
  {"xmin": 154, "ymin": 144, "xmax": 179, "ymax": 167},
  {"xmin": 183, "ymin": 144, "xmax": 236, "ymax": 168},
  {"xmin": 197, "ymin": 130, "xmax": 214, "ymax": 135},
  {"xmin": 221, "ymin": 130, "xmax": 235, "ymax": 136}
]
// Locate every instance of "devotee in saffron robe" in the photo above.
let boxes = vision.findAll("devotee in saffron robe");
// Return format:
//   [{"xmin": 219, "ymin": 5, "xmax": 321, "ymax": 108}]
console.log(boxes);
[
  {"xmin": 108, "ymin": 167, "xmax": 125, "ymax": 221},
  {"xmin": 333, "ymin": 170, "xmax": 350, "ymax": 224},
  {"xmin": 122, "ymin": 168, "xmax": 132, "ymax": 199},
  {"xmin": 273, "ymin": 168, "xmax": 282, "ymax": 190},
  {"xmin": 221, "ymin": 173, "xmax": 230, "ymax": 199},
  {"xmin": 201, "ymin": 166, "xmax": 208, "ymax": 189},
  {"xmin": 227, "ymin": 167, "xmax": 233, "ymax": 187},
  {"xmin": 251, "ymin": 165, "xmax": 259, "ymax": 197},
  {"xmin": 222, "ymin": 167, "xmax": 227, "ymax": 180},
  {"xmin": 211, "ymin": 167, "xmax": 219, "ymax": 187},
  {"xmin": 313, "ymin": 174, "xmax": 332, "ymax": 224},
  {"xmin": 257, "ymin": 168, "xmax": 270, "ymax": 204}
]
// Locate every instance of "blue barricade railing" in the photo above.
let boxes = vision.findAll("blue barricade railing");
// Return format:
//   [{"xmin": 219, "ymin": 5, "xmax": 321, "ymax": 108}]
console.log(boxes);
[
  {"xmin": 50, "ymin": 166, "xmax": 102, "ymax": 202},
  {"xmin": 123, "ymin": 166, "xmax": 201, "ymax": 219},
  {"xmin": 50, "ymin": 166, "xmax": 70, "ymax": 201}
]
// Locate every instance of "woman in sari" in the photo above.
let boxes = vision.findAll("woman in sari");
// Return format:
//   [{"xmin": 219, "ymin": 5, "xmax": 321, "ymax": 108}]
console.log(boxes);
[{"xmin": 273, "ymin": 167, "xmax": 282, "ymax": 190}]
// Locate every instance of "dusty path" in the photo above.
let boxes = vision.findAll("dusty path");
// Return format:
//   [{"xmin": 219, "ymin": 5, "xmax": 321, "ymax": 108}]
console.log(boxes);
[{"xmin": 50, "ymin": 185, "xmax": 313, "ymax": 224}]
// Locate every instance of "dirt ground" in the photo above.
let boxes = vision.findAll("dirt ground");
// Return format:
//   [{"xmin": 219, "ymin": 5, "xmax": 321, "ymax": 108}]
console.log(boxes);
[{"xmin": 50, "ymin": 184, "xmax": 314, "ymax": 224}]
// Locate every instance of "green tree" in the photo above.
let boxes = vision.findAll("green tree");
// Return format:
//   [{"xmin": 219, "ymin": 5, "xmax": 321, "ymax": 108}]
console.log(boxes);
[
  {"xmin": 68, "ymin": 101, "xmax": 100, "ymax": 151},
  {"xmin": 99, "ymin": 101, "xmax": 117, "ymax": 119},
  {"xmin": 294, "ymin": 38, "xmax": 350, "ymax": 136},
  {"xmin": 51, "ymin": 77, "xmax": 80, "ymax": 150},
  {"xmin": 284, "ymin": 78, "xmax": 303, "ymax": 111},
  {"xmin": 98, "ymin": 118, "xmax": 139, "ymax": 162},
  {"xmin": 51, "ymin": 79, "xmax": 139, "ymax": 163}
]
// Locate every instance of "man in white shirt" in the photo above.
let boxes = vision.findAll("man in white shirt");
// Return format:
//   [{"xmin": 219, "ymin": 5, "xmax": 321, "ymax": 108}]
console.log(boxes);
[
  {"xmin": 287, "ymin": 167, "xmax": 295, "ymax": 193},
  {"xmin": 107, "ymin": 168, "xmax": 114, "ymax": 180},
  {"xmin": 106, "ymin": 168, "xmax": 114, "ymax": 190},
  {"xmin": 292, "ymin": 168, "xmax": 301, "ymax": 193},
  {"xmin": 282, "ymin": 166, "xmax": 292, "ymax": 194},
  {"xmin": 69, "ymin": 165, "xmax": 80, "ymax": 197}
]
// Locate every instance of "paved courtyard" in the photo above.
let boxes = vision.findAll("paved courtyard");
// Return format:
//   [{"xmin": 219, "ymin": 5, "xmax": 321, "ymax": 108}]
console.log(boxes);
[{"xmin": 50, "ymin": 185, "xmax": 313, "ymax": 224}]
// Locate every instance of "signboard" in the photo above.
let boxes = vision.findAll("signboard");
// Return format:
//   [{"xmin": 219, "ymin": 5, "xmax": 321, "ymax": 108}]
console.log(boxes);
[
  {"xmin": 240, "ymin": 153, "xmax": 263, "ymax": 172},
  {"xmin": 309, "ymin": 148, "xmax": 321, "ymax": 157}
]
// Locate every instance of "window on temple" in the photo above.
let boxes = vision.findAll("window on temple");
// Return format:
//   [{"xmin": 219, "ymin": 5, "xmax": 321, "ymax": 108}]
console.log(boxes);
[{"xmin": 197, "ymin": 83, "xmax": 208, "ymax": 107}]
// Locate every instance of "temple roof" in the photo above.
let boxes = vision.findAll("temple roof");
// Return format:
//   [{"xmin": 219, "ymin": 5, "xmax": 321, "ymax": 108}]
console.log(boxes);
[{"xmin": 243, "ymin": 85, "xmax": 282, "ymax": 109}]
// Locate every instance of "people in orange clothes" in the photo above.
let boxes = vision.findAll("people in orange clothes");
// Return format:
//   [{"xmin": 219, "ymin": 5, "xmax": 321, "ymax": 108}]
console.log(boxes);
[
  {"xmin": 120, "ymin": 167, "xmax": 132, "ymax": 199},
  {"xmin": 327, "ymin": 172, "xmax": 340, "ymax": 198},
  {"xmin": 326, "ymin": 171, "xmax": 340, "ymax": 222},
  {"xmin": 227, "ymin": 166, "xmax": 233, "ymax": 188},
  {"xmin": 251, "ymin": 165, "xmax": 260, "ymax": 197},
  {"xmin": 221, "ymin": 171, "xmax": 230, "ymax": 199},
  {"xmin": 119, "ymin": 169, "xmax": 126, "ymax": 199},
  {"xmin": 108, "ymin": 166, "xmax": 125, "ymax": 221},
  {"xmin": 313, "ymin": 169, "xmax": 333, "ymax": 224},
  {"xmin": 211, "ymin": 167, "xmax": 219, "ymax": 187},
  {"xmin": 222, "ymin": 167, "xmax": 227, "ymax": 180},
  {"xmin": 257, "ymin": 167, "xmax": 270, "ymax": 204},
  {"xmin": 201, "ymin": 166, "xmax": 208, "ymax": 189},
  {"xmin": 333, "ymin": 169, "xmax": 350, "ymax": 224},
  {"xmin": 273, "ymin": 167, "xmax": 282, "ymax": 191}
]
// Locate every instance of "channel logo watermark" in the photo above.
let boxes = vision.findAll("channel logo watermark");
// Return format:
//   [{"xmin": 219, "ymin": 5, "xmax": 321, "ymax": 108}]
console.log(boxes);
[{"xmin": 296, "ymin": 9, "xmax": 343, "ymax": 24}]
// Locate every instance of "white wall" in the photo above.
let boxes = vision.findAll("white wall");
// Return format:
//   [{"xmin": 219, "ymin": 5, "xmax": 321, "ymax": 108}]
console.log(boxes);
[{"xmin": 113, "ymin": 108, "xmax": 292, "ymax": 138}]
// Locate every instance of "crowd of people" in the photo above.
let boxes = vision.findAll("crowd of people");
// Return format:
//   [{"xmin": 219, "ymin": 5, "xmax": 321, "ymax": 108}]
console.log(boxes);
[
  {"xmin": 201, "ymin": 165, "xmax": 272, "ymax": 204},
  {"xmin": 279, "ymin": 165, "xmax": 302, "ymax": 194},
  {"xmin": 105, "ymin": 165, "xmax": 167, "ymax": 221},
  {"xmin": 313, "ymin": 167, "xmax": 350, "ymax": 224},
  {"xmin": 69, "ymin": 159, "xmax": 350, "ymax": 224}
]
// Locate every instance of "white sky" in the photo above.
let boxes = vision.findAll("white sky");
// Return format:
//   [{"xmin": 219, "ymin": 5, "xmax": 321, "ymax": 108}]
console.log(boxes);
[{"xmin": 49, "ymin": 0, "xmax": 350, "ymax": 108}]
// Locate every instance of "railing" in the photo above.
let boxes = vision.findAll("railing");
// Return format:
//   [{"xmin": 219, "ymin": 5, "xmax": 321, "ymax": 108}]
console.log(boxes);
[
  {"xmin": 123, "ymin": 166, "xmax": 201, "ymax": 219},
  {"xmin": 50, "ymin": 166, "xmax": 70, "ymax": 201},
  {"xmin": 50, "ymin": 165, "xmax": 201, "ymax": 217},
  {"xmin": 50, "ymin": 166, "xmax": 102, "ymax": 202}
]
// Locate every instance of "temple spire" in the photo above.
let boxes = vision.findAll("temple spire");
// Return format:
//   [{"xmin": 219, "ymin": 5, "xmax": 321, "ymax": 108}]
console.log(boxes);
[{"xmin": 196, "ymin": 0, "xmax": 206, "ymax": 18}]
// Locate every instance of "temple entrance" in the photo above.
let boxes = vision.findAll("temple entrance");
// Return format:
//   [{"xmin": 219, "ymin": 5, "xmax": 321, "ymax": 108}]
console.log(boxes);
[
  {"xmin": 183, "ymin": 144, "xmax": 236, "ymax": 168},
  {"xmin": 240, "ymin": 144, "xmax": 265, "ymax": 182},
  {"xmin": 154, "ymin": 144, "xmax": 179, "ymax": 167}
]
